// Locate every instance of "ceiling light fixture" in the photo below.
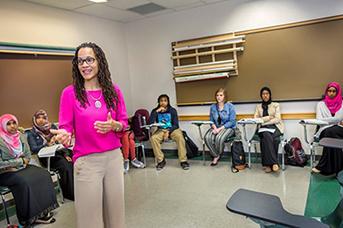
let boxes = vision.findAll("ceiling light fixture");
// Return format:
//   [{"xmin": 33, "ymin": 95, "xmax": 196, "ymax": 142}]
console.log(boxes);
[{"xmin": 88, "ymin": 0, "xmax": 108, "ymax": 3}]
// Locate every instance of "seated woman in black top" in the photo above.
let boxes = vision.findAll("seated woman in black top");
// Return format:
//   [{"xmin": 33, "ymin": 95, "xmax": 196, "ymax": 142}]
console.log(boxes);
[
  {"xmin": 27, "ymin": 110, "xmax": 74, "ymax": 200},
  {"xmin": 0, "ymin": 114, "xmax": 58, "ymax": 226}
]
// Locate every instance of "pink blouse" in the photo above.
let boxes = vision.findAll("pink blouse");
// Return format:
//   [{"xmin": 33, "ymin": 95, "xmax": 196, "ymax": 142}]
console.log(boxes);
[{"xmin": 58, "ymin": 84, "xmax": 128, "ymax": 161}]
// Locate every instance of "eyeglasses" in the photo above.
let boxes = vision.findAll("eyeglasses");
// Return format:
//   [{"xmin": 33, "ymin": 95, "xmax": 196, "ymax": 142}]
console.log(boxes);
[{"xmin": 76, "ymin": 56, "xmax": 96, "ymax": 66}]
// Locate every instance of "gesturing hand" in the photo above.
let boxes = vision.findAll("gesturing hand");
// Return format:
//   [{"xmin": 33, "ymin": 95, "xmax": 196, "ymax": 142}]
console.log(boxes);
[
  {"xmin": 94, "ymin": 112, "xmax": 123, "ymax": 134},
  {"xmin": 50, "ymin": 129, "xmax": 72, "ymax": 146}
]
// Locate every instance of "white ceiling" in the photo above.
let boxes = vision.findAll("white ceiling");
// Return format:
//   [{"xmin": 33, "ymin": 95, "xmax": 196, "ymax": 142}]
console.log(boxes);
[{"xmin": 23, "ymin": 0, "xmax": 228, "ymax": 23}]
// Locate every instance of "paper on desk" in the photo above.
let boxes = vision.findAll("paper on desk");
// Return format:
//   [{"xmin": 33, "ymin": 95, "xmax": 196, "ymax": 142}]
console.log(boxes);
[
  {"xmin": 38, "ymin": 144, "xmax": 64, "ymax": 158},
  {"xmin": 141, "ymin": 123, "xmax": 165, "ymax": 129},
  {"xmin": 238, "ymin": 118, "xmax": 263, "ymax": 124},
  {"xmin": 258, "ymin": 128, "xmax": 276, "ymax": 134},
  {"xmin": 191, "ymin": 121, "xmax": 213, "ymax": 125}
]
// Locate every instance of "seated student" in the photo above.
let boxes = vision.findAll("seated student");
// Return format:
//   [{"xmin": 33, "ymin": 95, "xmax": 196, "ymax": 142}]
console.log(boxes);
[
  {"xmin": 254, "ymin": 87, "xmax": 284, "ymax": 173},
  {"xmin": 149, "ymin": 94, "xmax": 190, "ymax": 170},
  {"xmin": 312, "ymin": 82, "xmax": 343, "ymax": 175},
  {"xmin": 27, "ymin": 110, "xmax": 74, "ymax": 200},
  {"xmin": 204, "ymin": 88, "xmax": 236, "ymax": 166},
  {"xmin": 121, "ymin": 117, "xmax": 145, "ymax": 173},
  {"xmin": 0, "ymin": 114, "xmax": 58, "ymax": 226}
]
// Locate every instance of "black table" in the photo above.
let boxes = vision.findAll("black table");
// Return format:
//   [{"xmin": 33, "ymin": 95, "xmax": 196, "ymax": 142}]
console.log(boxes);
[
  {"xmin": 226, "ymin": 188, "xmax": 329, "ymax": 228},
  {"xmin": 319, "ymin": 137, "xmax": 343, "ymax": 149}
]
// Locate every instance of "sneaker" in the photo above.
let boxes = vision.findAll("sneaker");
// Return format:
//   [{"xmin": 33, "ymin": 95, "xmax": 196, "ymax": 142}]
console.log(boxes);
[
  {"xmin": 131, "ymin": 158, "xmax": 145, "ymax": 168},
  {"xmin": 156, "ymin": 159, "xmax": 166, "ymax": 171},
  {"xmin": 180, "ymin": 161, "xmax": 190, "ymax": 170},
  {"xmin": 123, "ymin": 160, "xmax": 130, "ymax": 173}
]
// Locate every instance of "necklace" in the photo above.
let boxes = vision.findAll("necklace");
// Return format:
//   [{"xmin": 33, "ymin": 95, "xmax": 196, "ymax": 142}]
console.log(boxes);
[{"xmin": 88, "ymin": 92, "xmax": 102, "ymax": 109}]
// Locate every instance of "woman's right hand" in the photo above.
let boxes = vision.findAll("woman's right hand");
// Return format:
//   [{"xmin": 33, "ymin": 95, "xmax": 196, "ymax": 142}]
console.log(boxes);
[
  {"xmin": 50, "ymin": 129, "xmax": 72, "ymax": 146},
  {"xmin": 156, "ymin": 107, "xmax": 166, "ymax": 113},
  {"xmin": 212, "ymin": 125, "xmax": 218, "ymax": 134}
]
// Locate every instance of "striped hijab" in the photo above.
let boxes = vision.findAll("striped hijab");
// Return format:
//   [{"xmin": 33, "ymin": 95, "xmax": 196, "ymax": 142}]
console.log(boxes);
[{"xmin": 32, "ymin": 110, "xmax": 53, "ymax": 144}]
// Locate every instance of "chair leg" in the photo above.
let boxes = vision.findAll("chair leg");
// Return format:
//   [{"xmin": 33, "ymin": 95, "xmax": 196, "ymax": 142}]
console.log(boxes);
[
  {"xmin": 141, "ymin": 144, "xmax": 146, "ymax": 168},
  {"xmin": 51, "ymin": 172, "xmax": 64, "ymax": 204},
  {"xmin": 254, "ymin": 143, "xmax": 258, "ymax": 163},
  {"xmin": 281, "ymin": 140, "xmax": 286, "ymax": 171},
  {"xmin": 202, "ymin": 140, "xmax": 206, "ymax": 166},
  {"xmin": 248, "ymin": 142, "xmax": 251, "ymax": 168},
  {"xmin": 0, "ymin": 192, "xmax": 10, "ymax": 225},
  {"xmin": 310, "ymin": 144, "xmax": 316, "ymax": 168}
]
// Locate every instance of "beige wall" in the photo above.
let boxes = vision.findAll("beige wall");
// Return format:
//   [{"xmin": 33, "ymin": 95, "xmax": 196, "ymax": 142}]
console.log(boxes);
[{"xmin": 0, "ymin": 0, "xmax": 133, "ymax": 113}]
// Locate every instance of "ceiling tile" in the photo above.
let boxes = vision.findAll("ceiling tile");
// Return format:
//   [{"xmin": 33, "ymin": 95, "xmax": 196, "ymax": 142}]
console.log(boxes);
[
  {"xmin": 105, "ymin": 0, "xmax": 150, "ymax": 10},
  {"xmin": 25, "ymin": 0, "xmax": 92, "ymax": 10},
  {"xmin": 144, "ymin": 8, "xmax": 175, "ymax": 18},
  {"xmin": 174, "ymin": 2, "xmax": 205, "ymax": 11},
  {"xmin": 75, "ymin": 4, "xmax": 143, "ymax": 22},
  {"xmin": 152, "ymin": 0, "xmax": 202, "ymax": 8}
]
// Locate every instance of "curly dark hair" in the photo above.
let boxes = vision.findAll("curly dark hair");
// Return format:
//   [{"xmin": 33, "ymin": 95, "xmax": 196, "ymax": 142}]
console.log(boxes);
[
  {"xmin": 72, "ymin": 42, "xmax": 118, "ymax": 110},
  {"xmin": 155, "ymin": 94, "xmax": 171, "ymax": 109}
]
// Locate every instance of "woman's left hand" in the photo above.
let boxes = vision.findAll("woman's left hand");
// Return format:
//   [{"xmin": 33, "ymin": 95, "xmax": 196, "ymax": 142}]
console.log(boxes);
[
  {"xmin": 215, "ymin": 126, "xmax": 224, "ymax": 134},
  {"xmin": 94, "ymin": 112, "xmax": 123, "ymax": 134}
]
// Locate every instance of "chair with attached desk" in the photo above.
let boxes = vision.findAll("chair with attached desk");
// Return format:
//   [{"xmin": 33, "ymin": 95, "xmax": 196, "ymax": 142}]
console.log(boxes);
[
  {"xmin": 141, "ymin": 122, "xmax": 179, "ymax": 164},
  {"xmin": 191, "ymin": 121, "xmax": 213, "ymax": 165},
  {"xmin": 0, "ymin": 186, "xmax": 18, "ymax": 228},
  {"xmin": 191, "ymin": 121, "xmax": 240, "ymax": 166},
  {"xmin": 238, "ymin": 119, "xmax": 287, "ymax": 170},
  {"xmin": 25, "ymin": 128, "xmax": 65, "ymax": 203},
  {"xmin": 318, "ymin": 137, "xmax": 343, "ymax": 227},
  {"xmin": 226, "ymin": 188, "xmax": 329, "ymax": 228},
  {"xmin": 299, "ymin": 119, "xmax": 329, "ymax": 168},
  {"xmin": 226, "ymin": 138, "xmax": 343, "ymax": 228}
]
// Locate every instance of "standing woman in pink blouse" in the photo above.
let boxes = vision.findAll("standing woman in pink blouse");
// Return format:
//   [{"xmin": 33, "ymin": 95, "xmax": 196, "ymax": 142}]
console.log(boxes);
[{"xmin": 51, "ymin": 42, "xmax": 128, "ymax": 228}]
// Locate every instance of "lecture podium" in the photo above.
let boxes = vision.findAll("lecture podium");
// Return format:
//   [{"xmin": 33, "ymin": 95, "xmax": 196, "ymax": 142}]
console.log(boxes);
[{"xmin": 226, "ymin": 188, "xmax": 329, "ymax": 228}]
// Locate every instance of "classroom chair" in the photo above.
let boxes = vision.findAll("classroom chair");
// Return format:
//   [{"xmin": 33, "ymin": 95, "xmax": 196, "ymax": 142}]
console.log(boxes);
[
  {"xmin": 318, "ymin": 137, "xmax": 343, "ymax": 227},
  {"xmin": 248, "ymin": 133, "xmax": 287, "ymax": 171},
  {"xmin": 226, "ymin": 188, "xmax": 329, "ymax": 228}
]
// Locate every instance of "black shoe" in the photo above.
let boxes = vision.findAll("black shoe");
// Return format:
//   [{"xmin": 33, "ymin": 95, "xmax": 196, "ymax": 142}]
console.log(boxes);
[
  {"xmin": 156, "ymin": 159, "xmax": 166, "ymax": 170},
  {"xmin": 181, "ymin": 161, "xmax": 190, "ymax": 170},
  {"xmin": 35, "ymin": 213, "xmax": 56, "ymax": 224}
]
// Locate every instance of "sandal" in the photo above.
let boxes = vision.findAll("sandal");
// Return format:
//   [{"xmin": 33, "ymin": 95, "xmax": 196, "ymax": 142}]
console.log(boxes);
[
  {"xmin": 272, "ymin": 164, "xmax": 279, "ymax": 172},
  {"xmin": 35, "ymin": 213, "xmax": 56, "ymax": 224},
  {"xmin": 210, "ymin": 156, "xmax": 220, "ymax": 166},
  {"xmin": 231, "ymin": 167, "xmax": 239, "ymax": 173}
]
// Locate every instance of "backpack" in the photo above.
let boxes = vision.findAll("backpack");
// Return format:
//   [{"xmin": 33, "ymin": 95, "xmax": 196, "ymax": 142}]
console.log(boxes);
[
  {"xmin": 182, "ymin": 131, "xmax": 199, "ymax": 159},
  {"xmin": 131, "ymin": 109, "xmax": 150, "ymax": 142},
  {"xmin": 231, "ymin": 141, "xmax": 247, "ymax": 173},
  {"xmin": 284, "ymin": 137, "xmax": 308, "ymax": 167}
]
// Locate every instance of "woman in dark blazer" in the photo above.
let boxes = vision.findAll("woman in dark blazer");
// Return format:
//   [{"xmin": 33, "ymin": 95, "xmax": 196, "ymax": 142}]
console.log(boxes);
[{"xmin": 27, "ymin": 110, "xmax": 74, "ymax": 200}]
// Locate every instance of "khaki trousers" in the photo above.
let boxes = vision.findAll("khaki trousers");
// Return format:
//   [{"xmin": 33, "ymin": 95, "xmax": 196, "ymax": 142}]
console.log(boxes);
[
  {"xmin": 150, "ymin": 128, "xmax": 187, "ymax": 163},
  {"xmin": 74, "ymin": 149, "xmax": 125, "ymax": 228}
]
